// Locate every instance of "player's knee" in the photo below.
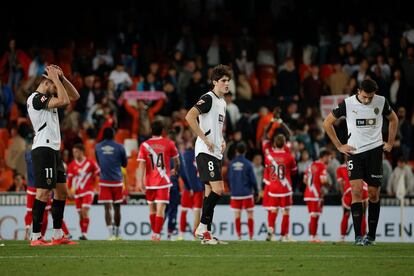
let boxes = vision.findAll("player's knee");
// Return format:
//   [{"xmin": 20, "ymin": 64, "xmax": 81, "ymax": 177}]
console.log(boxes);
[
  {"xmin": 368, "ymin": 191, "xmax": 380, "ymax": 202},
  {"xmin": 36, "ymin": 189, "xmax": 51, "ymax": 202}
]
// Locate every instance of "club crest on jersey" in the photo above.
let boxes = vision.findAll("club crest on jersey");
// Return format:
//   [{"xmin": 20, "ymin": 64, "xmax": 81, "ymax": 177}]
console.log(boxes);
[
  {"xmin": 197, "ymin": 99, "xmax": 205, "ymax": 105},
  {"xmin": 374, "ymin": 107, "xmax": 379, "ymax": 115},
  {"xmin": 210, "ymin": 171, "xmax": 215, "ymax": 177},
  {"xmin": 218, "ymin": 114, "xmax": 224, "ymax": 123},
  {"xmin": 47, "ymin": 179, "xmax": 52, "ymax": 185}
]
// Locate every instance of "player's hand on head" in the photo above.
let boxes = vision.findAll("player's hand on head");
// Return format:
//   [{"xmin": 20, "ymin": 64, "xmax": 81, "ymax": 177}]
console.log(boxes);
[
  {"xmin": 45, "ymin": 66, "xmax": 60, "ymax": 81},
  {"xmin": 383, "ymin": 142, "xmax": 393, "ymax": 152},
  {"xmin": 338, "ymin": 144, "xmax": 355, "ymax": 156},
  {"xmin": 50, "ymin": 64, "xmax": 64, "ymax": 78}
]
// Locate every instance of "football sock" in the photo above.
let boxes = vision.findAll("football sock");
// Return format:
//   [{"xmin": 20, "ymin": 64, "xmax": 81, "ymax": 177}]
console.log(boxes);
[
  {"xmin": 268, "ymin": 211, "xmax": 277, "ymax": 231},
  {"xmin": 248, "ymin": 218, "xmax": 254, "ymax": 239},
  {"xmin": 150, "ymin": 214, "xmax": 156, "ymax": 232},
  {"xmin": 341, "ymin": 211, "xmax": 350, "ymax": 236},
  {"xmin": 179, "ymin": 211, "xmax": 187, "ymax": 233},
  {"xmin": 24, "ymin": 211, "xmax": 32, "ymax": 227},
  {"xmin": 41, "ymin": 209, "xmax": 49, "ymax": 236},
  {"xmin": 200, "ymin": 192, "xmax": 220, "ymax": 227},
  {"xmin": 114, "ymin": 226, "xmax": 120, "ymax": 237},
  {"xmin": 310, "ymin": 216, "xmax": 318, "ymax": 236},
  {"xmin": 53, "ymin": 228, "xmax": 63, "ymax": 239},
  {"xmin": 351, "ymin": 202, "xmax": 363, "ymax": 238},
  {"xmin": 51, "ymin": 199, "xmax": 65, "ymax": 229},
  {"xmin": 62, "ymin": 220, "xmax": 69, "ymax": 235},
  {"xmin": 32, "ymin": 199, "xmax": 47, "ymax": 234},
  {"xmin": 361, "ymin": 213, "xmax": 367, "ymax": 236},
  {"xmin": 235, "ymin": 217, "xmax": 241, "ymax": 237},
  {"xmin": 155, "ymin": 216, "xmax": 164, "ymax": 234},
  {"xmin": 368, "ymin": 200, "xmax": 380, "ymax": 240},
  {"xmin": 281, "ymin": 214, "xmax": 290, "ymax": 236},
  {"xmin": 107, "ymin": 225, "xmax": 113, "ymax": 236}
]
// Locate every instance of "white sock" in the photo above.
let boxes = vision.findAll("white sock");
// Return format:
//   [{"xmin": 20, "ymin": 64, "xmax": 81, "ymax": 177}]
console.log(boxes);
[
  {"xmin": 197, "ymin": 223, "xmax": 207, "ymax": 232},
  {"xmin": 107, "ymin": 225, "xmax": 113, "ymax": 236},
  {"xmin": 31, "ymin": 232, "xmax": 41, "ymax": 241},
  {"xmin": 53, "ymin": 229, "xmax": 63, "ymax": 239}
]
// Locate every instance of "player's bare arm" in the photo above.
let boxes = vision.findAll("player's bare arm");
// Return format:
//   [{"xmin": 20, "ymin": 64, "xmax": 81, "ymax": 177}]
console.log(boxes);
[
  {"xmin": 172, "ymin": 156, "xmax": 180, "ymax": 176},
  {"xmin": 50, "ymin": 64, "xmax": 80, "ymax": 101},
  {"xmin": 45, "ymin": 66, "xmax": 70, "ymax": 108},
  {"xmin": 323, "ymin": 113, "xmax": 355, "ymax": 156},
  {"xmin": 137, "ymin": 161, "xmax": 146, "ymax": 192},
  {"xmin": 383, "ymin": 110, "xmax": 398, "ymax": 152},
  {"xmin": 185, "ymin": 107, "xmax": 214, "ymax": 152}
]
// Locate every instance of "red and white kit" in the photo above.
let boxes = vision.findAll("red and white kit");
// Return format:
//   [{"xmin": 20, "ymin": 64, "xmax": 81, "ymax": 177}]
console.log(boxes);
[
  {"xmin": 265, "ymin": 147, "xmax": 297, "ymax": 209},
  {"xmin": 67, "ymin": 158, "xmax": 100, "ymax": 210},
  {"xmin": 138, "ymin": 137, "xmax": 179, "ymax": 204},
  {"xmin": 304, "ymin": 161, "xmax": 328, "ymax": 214},
  {"xmin": 336, "ymin": 164, "xmax": 368, "ymax": 209}
]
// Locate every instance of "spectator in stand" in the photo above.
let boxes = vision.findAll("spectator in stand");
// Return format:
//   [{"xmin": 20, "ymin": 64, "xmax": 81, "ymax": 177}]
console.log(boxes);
[
  {"xmin": 177, "ymin": 60, "xmax": 196, "ymax": 105},
  {"xmin": 277, "ymin": 57, "xmax": 300, "ymax": 103},
  {"xmin": 252, "ymin": 154, "xmax": 264, "ymax": 195},
  {"xmin": 28, "ymin": 51, "xmax": 48, "ymax": 79},
  {"xmin": 6, "ymin": 123, "xmax": 30, "ymax": 177},
  {"xmin": 75, "ymin": 74, "xmax": 95, "ymax": 121},
  {"xmin": 352, "ymin": 59, "xmax": 374, "ymax": 86},
  {"xmin": 184, "ymin": 70, "xmax": 207, "ymax": 109},
  {"xmin": 236, "ymin": 73, "xmax": 252, "ymax": 100},
  {"xmin": 301, "ymin": 65, "xmax": 324, "ymax": 108},
  {"xmin": 7, "ymin": 173, "xmax": 27, "ymax": 192},
  {"xmin": 327, "ymin": 62, "xmax": 350, "ymax": 95},
  {"xmin": 123, "ymin": 98, "xmax": 164, "ymax": 144},
  {"xmin": 389, "ymin": 69, "xmax": 406, "ymax": 109},
  {"xmin": 137, "ymin": 73, "xmax": 162, "ymax": 91},
  {"xmin": 397, "ymin": 107, "xmax": 413, "ymax": 161},
  {"xmin": 370, "ymin": 55, "xmax": 391, "ymax": 82},
  {"xmin": 387, "ymin": 157, "xmax": 414, "ymax": 197},
  {"xmin": 0, "ymin": 38, "xmax": 31, "ymax": 91},
  {"xmin": 109, "ymin": 63, "xmax": 133, "ymax": 96},
  {"xmin": 357, "ymin": 31, "xmax": 382, "ymax": 64},
  {"xmin": 401, "ymin": 46, "xmax": 414, "ymax": 117},
  {"xmin": 382, "ymin": 153, "xmax": 393, "ymax": 193},
  {"xmin": 224, "ymin": 92, "xmax": 241, "ymax": 133},
  {"xmin": 92, "ymin": 47, "xmax": 114, "ymax": 79},
  {"xmin": 343, "ymin": 55, "xmax": 360, "ymax": 78},
  {"xmin": 340, "ymin": 24, "xmax": 362, "ymax": 51}
]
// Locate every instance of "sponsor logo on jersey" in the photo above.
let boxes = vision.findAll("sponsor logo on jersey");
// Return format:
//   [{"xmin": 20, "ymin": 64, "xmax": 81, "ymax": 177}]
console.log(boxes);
[
  {"xmin": 356, "ymin": 118, "xmax": 376, "ymax": 127},
  {"xmin": 40, "ymin": 96, "xmax": 47, "ymax": 102},
  {"xmin": 196, "ymin": 99, "xmax": 205, "ymax": 105},
  {"xmin": 218, "ymin": 114, "xmax": 224, "ymax": 123}
]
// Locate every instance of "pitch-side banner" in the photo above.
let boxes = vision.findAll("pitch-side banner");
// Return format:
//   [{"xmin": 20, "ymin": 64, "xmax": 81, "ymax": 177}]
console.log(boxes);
[{"xmin": 0, "ymin": 206, "xmax": 413, "ymax": 242}]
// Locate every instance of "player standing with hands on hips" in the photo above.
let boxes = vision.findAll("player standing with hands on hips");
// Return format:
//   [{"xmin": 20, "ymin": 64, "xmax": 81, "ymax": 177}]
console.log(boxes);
[
  {"xmin": 323, "ymin": 79, "xmax": 398, "ymax": 246},
  {"xmin": 27, "ymin": 65, "xmax": 80, "ymax": 246},
  {"xmin": 185, "ymin": 64, "xmax": 231, "ymax": 245}
]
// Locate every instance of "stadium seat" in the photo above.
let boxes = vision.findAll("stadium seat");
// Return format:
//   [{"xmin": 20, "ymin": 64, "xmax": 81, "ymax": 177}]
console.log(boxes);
[
  {"xmin": 124, "ymin": 138, "xmax": 138, "ymax": 158},
  {"xmin": 126, "ymin": 149, "xmax": 139, "ymax": 192},
  {"xmin": 0, "ymin": 128, "xmax": 10, "ymax": 146},
  {"xmin": 84, "ymin": 139, "xmax": 96, "ymax": 161},
  {"xmin": 115, "ymin": 129, "xmax": 131, "ymax": 144}
]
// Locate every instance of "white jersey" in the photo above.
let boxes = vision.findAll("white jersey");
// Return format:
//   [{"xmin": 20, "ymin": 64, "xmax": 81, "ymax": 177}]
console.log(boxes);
[
  {"xmin": 194, "ymin": 91, "xmax": 227, "ymax": 160},
  {"xmin": 332, "ymin": 94, "xmax": 392, "ymax": 154},
  {"xmin": 27, "ymin": 92, "xmax": 61, "ymax": 150}
]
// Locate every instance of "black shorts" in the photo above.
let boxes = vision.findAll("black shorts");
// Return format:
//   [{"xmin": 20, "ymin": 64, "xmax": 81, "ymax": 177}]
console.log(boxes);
[
  {"xmin": 348, "ymin": 145, "xmax": 383, "ymax": 187},
  {"xmin": 32, "ymin": 147, "xmax": 66, "ymax": 189},
  {"xmin": 196, "ymin": 153, "xmax": 223, "ymax": 183}
]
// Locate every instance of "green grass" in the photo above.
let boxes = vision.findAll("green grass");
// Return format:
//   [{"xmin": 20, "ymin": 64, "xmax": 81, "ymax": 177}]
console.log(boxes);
[{"xmin": 0, "ymin": 241, "xmax": 413, "ymax": 275}]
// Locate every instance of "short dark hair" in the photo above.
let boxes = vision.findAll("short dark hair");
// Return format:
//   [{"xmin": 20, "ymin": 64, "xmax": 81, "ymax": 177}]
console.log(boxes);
[
  {"xmin": 210, "ymin": 64, "xmax": 232, "ymax": 83},
  {"xmin": 236, "ymin": 142, "xmax": 247, "ymax": 154},
  {"xmin": 360, "ymin": 79, "xmax": 378, "ymax": 93},
  {"xmin": 151, "ymin": 120, "xmax": 164, "ymax": 136},
  {"xmin": 103, "ymin": 127, "xmax": 115, "ymax": 140},
  {"xmin": 319, "ymin": 149, "xmax": 332, "ymax": 159},
  {"xmin": 274, "ymin": 134, "xmax": 286, "ymax": 148},
  {"xmin": 73, "ymin": 143, "xmax": 85, "ymax": 152}
]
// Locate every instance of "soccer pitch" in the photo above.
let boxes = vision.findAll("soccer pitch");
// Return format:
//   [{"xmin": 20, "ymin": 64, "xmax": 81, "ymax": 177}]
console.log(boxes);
[{"xmin": 0, "ymin": 241, "xmax": 413, "ymax": 275}]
